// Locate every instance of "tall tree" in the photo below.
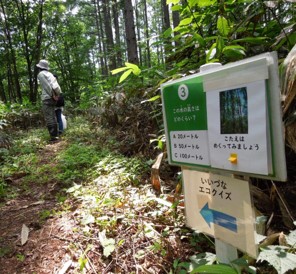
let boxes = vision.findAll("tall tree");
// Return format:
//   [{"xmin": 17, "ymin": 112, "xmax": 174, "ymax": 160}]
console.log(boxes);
[
  {"xmin": 32, "ymin": 0, "xmax": 45, "ymax": 102},
  {"xmin": 112, "ymin": 0, "xmax": 123, "ymax": 67},
  {"xmin": 94, "ymin": 0, "xmax": 108, "ymax": 75},
  {"xmin": 124, "ymin": 0, "xmax": 139, "ymax": 64},
  {"xmin": 135, "ymin": 0, "xmax": 143, "ymax": 66},
  {"xmin": 0, "ymin": 0, "xmax": 22, "ymax": 103},
  {"xmin": 161, "ymin": 0, "xmax": 171, "ymax": 64},
  {"xmin": 102, "ymin": 0, "xmax": 116, "ymax": 70},
  {"xmin": 143, "ymin": 0, "xmax": 151, "ymax": 67}
]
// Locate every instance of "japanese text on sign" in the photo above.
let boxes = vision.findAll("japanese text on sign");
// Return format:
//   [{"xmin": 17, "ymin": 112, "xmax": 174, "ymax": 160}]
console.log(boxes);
[
  {"xmin": 213, "ymin": 135, "xmax": 260, "ymax": 151},
  {"xmin": 199, "ymin": 177, "xmax": 232, "ymax": 201},
  {"xmin": 170, "ymin": 130, "xmax": 210, "ymax": 166}
]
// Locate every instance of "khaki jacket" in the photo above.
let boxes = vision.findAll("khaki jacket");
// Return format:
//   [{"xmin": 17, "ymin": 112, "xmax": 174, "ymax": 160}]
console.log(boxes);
[{"xmin": 37, "ymin": 70, "xmax": 61, "ymax": 101}]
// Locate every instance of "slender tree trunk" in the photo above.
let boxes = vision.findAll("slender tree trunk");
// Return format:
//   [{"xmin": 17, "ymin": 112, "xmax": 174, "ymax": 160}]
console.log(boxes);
[
  {"xmin": 172, "ymin": 4, "xmax": 180, "ymax": 47},
  {"xmin": 33, "ymin": 0, "xmax": 45, "ymax": 103},
  {"xmin": 157, "ymin": 16, "xmax": 164, "ymax": 66},
  {"xmin": 0, "ymin": 0, "xmax": 22, "ymax": 103},
  {"xmin": 112, "ymin": 0, "xmax": 123, "ymax": 67},
  {"xmin": 124, "ymin": 0, "xmax": 139, "ymax": 64},
  {"xmin": 135, "ymin": 0, "xmax": 142, "ymax": 66},
  {"xmin": 0, "ymin": 78, "xmax": 6, "ymax": 102},
  {"xmin": 143, "ymin": 0, "xmax": 151, "ymax": 67},
  {"xmin": 93, "ymin": 0, "xmax": 106, "ymax": 75},
  {"xmin": 14, "ymin": 0, "xmax": 35, "ymax": 103},
  {"xmin": 96, "ymin": 0, "xmax": 108, "ymax": 75},
  {"xmin": 102, "ymin": 0, "xmax": 116, "ymax": 70},
  {"xmin": 161, "ymin": 0, "xmax": 171, "ymax": 65}
]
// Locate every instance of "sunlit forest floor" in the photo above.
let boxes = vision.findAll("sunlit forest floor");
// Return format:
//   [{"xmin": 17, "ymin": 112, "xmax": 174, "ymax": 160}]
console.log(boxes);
[
  {"xmin": 0, "ymin": 115, "xmax": 293, "ymax": 273},
  {"xmin": 0, "ymin": 117, "xmax": 206, "ymax": 273}
]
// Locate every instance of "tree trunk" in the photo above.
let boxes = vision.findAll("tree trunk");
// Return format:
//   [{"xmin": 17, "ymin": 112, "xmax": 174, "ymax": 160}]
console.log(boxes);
[
  {"xmin": 95, "ymin": 0, "xmax": 108, "ymax": 76},
  {"xmin": 135, "ymin": 0, "xmax": 142, "ymax": 66},
  {"xmin": 124, "ymin": 0, "xmax": 139, "ymax": 64},
  {"xmin": 143, "ymin": 0, "xmax": 151, "ymax": 67},
  {"xmin": 0, "ymin": 0, "xmax": 22, "ymax": 103},
  {"xmin": 33, "ymin": 0, "xmax": 45, "ymax": 103},
  {"xmin": 0, "ymin": 78, "xmax": 6, "ymax": 102},
  {"xmin": 14, "ymin": 0, "xmax": 35, "ymax": 103},
  {"xmin": 102, "ymin": 0, "xmax": 116, "ymax": 71},
  {"xmin": 172, "ymin": 4, "xmax": 180, "ymax": 47},
  {"xmin": 112, "ymin": 0, "xmax": 123, "ymax": 67},
  {"xmin": 161, "ymin": 0, "xmax": 171, "ymax": 65}
]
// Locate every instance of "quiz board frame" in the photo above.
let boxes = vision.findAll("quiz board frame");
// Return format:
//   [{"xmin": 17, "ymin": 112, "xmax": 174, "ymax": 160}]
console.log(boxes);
[{"xmin": 161, "ymin": 52, "xmax": 287, "ymax": 181}]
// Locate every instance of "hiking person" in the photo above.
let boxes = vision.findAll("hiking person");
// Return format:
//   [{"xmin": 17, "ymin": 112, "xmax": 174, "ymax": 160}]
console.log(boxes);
[{"xmin": 36, "ymin": 59, "xmax": 61, "ymax": 142}]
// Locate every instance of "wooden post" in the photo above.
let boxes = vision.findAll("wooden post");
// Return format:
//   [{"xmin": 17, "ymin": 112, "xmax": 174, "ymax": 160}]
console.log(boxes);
[{"xmin": 215, "ymin": 239, "xmax": 238, "ymax": 263}]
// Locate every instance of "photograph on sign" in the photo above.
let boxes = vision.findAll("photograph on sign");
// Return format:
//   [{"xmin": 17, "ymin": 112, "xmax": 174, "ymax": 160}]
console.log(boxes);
[
  {"xmin": 206, "ymin": 80, "xmax": 272, "ymax": 175},
  {"xmin": 220, "ymin": 87, "xmax": 248, "ymax": 134},
  {"xmin": 182, "ymin": 169, "xmax": 258, "ymax": 258}
]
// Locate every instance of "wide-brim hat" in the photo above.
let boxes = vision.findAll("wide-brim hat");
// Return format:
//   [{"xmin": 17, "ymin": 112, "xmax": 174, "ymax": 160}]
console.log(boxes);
[{"xmin": 36, "ymin": 59, "xmax": 49, "ymax": 70}]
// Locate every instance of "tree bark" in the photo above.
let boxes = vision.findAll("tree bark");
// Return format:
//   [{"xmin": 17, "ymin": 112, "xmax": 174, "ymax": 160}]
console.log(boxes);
[
  {"xmin": 112, "ymin": 0, "xmax": 123, "ymax": 67},
  {"xmin": 94, "ymin": 0, "xmax": 107, "ymax": 75},
  {"xmin": 0, "ymin": 0, "xmax": 22, "ymax": 103},
  {"xmin": 33, "ymin": 0, "xmax": 45, "ymax": 103},
  {"xmin": 143, "ymin": 0, "xmax": 151, "ymax": 67},
  {"xmin": 161, "ymin": 0, "xmax": 171, "ymax": 65},
  {"xmin": 102, "ymin": 0, "xmax": 116, "ymax": 71},
  {"xmin": 124, "ymin": 0, "xmax": 139, "ymax": 64}
]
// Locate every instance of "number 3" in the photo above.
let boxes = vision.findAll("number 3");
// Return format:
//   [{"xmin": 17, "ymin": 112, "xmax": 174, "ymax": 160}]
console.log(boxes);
[{"xmin": 178, "ymin": 84, "xmax": 189, "ymax": 100}]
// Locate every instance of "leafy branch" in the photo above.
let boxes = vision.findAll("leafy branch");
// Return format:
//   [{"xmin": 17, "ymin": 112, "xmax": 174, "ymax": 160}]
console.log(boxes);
[{"xmin": 111, "ymin": 62, "xmax": 141, "ymax": 83}]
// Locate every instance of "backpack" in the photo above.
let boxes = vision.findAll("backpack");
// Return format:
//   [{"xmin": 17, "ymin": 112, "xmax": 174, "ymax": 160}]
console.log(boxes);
[{"xmin": 55, "ymin": 94, "xmax": 65, "ymax": 107}]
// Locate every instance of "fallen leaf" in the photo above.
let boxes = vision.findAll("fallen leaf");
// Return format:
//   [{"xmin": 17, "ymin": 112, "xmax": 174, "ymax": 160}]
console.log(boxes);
[{"xmin": 21, "ymin": 224, "xmax": 30, "ymax": 245}]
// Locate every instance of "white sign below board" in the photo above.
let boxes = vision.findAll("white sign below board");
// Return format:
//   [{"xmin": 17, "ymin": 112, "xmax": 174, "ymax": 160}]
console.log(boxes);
[{"xmin": 182, "ymin": 169, "xmax": 258, "ymax": 258}]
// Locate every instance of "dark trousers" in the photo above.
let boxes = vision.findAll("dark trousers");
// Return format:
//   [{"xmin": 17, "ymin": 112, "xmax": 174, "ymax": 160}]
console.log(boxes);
[
  {"xmin": 55, "ymin": 108, "xmax": 63, "ymax": 133},
  {"xmin": 42, "ymin": 99, "xmax": 58, "ymax": 139}
]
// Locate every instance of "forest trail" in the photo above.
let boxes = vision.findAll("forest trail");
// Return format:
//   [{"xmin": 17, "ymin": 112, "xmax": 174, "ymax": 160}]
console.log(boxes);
[
  {"xmin": 1, "ymin": 115, "xmax": 295, "ymax": 273},
  {"xmin": 0, "ymin": 131, "xmax": 193, "ymax": 274},
  {"xmin": 0, "ymin": 140, "xmax": 79, "ymax": 274}
]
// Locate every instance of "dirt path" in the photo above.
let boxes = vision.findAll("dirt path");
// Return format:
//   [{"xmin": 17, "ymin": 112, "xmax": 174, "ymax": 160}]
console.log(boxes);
[{"xmin": 0, "ymin": 141, "xmax": 81, "ymax": 274}]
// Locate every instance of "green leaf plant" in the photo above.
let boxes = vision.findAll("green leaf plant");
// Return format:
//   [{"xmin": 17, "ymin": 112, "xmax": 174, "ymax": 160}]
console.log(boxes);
[
  {"xmin": 111, "ymin": 62, "xmax": 141, "ymax": 83},
  {"xmin": 257, "ymin": 229, "xmax": 296, "ymax": 274},
  {"xmin": 174, "ymin": 229, "xmax": 296, "ymax": 274}
]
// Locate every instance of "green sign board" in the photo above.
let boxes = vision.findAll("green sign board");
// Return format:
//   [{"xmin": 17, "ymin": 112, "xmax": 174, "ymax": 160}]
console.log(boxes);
[
  {"xmin": 161, "ymin": 52, "xmax": 287, "ymax": 181},
  {"xmin": 162, "ymin": 77, "xmax": 211, "ymax": 167},
  {"xmin": 162, "ymin": 78, "xmax": 207, "ymax": 131}
]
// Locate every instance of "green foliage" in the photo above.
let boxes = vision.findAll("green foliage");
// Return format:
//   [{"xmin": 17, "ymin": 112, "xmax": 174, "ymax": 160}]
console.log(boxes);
[
  {"xmin": 59, "ymin": 144, "xmax": 102, "ymax": 170},
  {"xmin": 39, "ymin": 210, "xmax": 52, "ymax": 221},
  {"xmin": 94, "ymin": 153, "xmax": 149, "ymax": 185},
  {"xmin": 111, "ymin": 62, "xmax": 141, "ymax": 83},
  {"xmin": 0, "ymin": 245, "xmax": 14, "ymax": 258},
  {"xmin": 98, "ymin": 230, "xmax": 116, "ymax": 257},
  {"xmin": 0, "ymin": 180, "xmax": 7, "ymax": 198},
  {"xmin": 257, "ymin": 230, "xmax": 296, "ymax": 274},
  {"xmin": 16, "ymin": 254, "xmax": 25, "ymax": 262},
  {"xmin": 191, "ymin": 264, "xmax": 238, "ymax": 274},
  {"xmin": 172, "ymin": 229, "xmax": 296, "ymax": 274},
  {"xmin": 2, "ymin": 152, "xmax": 38, "ymax": 178},
  {"xmin": 1, "ymin": 113, "xmax": 295, "ymax": 273},
  {"xmin": 0, "ymin": 102, "xmax": 9, "ymax": 129},
  {"xmin": 165, "ymin": 0, "xmax": 295, "ymax": 72},
  {"xmin": 77, "ymin": 80, "xmax": 108, "ymax": 110}
]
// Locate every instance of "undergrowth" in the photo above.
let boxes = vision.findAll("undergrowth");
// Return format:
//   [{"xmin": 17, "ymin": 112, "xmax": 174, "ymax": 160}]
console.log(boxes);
[{"xmin": 0, "ymin": 116, "xmax": 295, "ymax": 273}]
